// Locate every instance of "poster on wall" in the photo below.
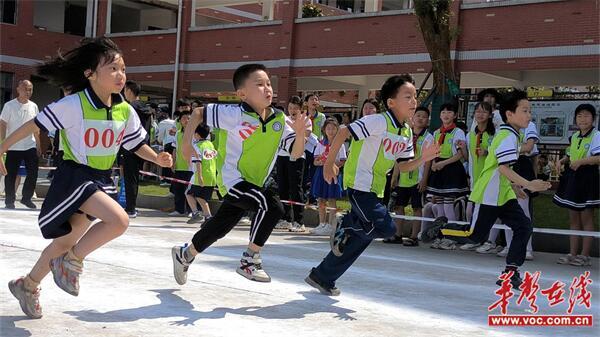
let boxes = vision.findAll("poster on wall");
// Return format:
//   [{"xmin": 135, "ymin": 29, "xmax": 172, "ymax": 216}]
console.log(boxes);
[{"xmin": 465, "ymin": 100, "xmax": 600, "ymax": 145}]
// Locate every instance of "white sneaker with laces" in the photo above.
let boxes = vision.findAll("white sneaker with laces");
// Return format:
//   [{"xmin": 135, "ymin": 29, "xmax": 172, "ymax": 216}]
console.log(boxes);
[
  {"xmin": 438, "ymin": 238, "xmax": 457, "ymax": 250},
  {"xmin": 496, "ymin": 247, "xmax": 509, "ymax": 257},
  {"xmin": 275, "ymin": 220, "xmax": 292, "ymax": 230},
  {"xmin": 236, "ymin": 252, "xmax": 271, "ymax": 282},
  {"xmin": 310, "ymin": 223, "xmax": 326, "ymax": 234},
  {"xmin": 476, "ymin": 241, "xmax": 497, "ymax": 254},
  {"xmin": 238, "ymin": 217, "xmax": 252, "ymax": 226},
  {"xmin": 289, "ymin": 222, "xmax": 306, "ymax": 232},
  {"xmin": 311, "ymin": 223, "xmax": 333, "ymax": 236},
  {"xmin": 459, "ymin": 242, "xmax": 481, "ymax": 251}
]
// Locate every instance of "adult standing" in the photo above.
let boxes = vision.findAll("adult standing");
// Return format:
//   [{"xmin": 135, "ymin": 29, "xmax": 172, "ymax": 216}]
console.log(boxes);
[
  {"xmin": 0, "ymin": 80, "xmax": 40, "ymax": 209},
  {"xmin": 121, "ymin": 80, "xmax": 149, "ymax": 218}
]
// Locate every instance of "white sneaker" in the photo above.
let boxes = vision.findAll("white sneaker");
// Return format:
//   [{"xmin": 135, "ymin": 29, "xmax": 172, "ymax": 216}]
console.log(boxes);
[
  {"xmin": 476, "ymin": 241, "xmax": 497, "ymax": 254},
  {"xmin": 275, "ymin": 220, "xmax": 291, "ymax": 230},
  {"xmin": 459, "ymin": 242, "xmax": 481, "ymax": 251},
  {"xmin": 496, "ymin": 247, "xmax": 509, "ymax": 257},
  {"xmin": 570, "ymin": 255, "xmax": 592, "ymax": 267},
  {"xmin": 168, "ymin": 211, "xmax": 186, "ymax": 217},
  {"xmin": 238, "ymin": 217, "xmax": 251, "ymax": 226},
  {"xmin": 438, "ymin": 238, "xmax": 457, "ymax": 250},
  {"xmin": 310, "ymin": 223, "xmax": 326, "ymax": 234},
  {"xmin": 526, "ymin": 251, "xmax": 534, "ymax": 261},
  {"xmin": 171, "ymin": 244, "xmax": 194, "ymax": 285},
  {"xmin": 430, "ymin": 238, "xmax": 442, "ymax": 249},
  {"xmin": 289, "ymin": 222, "xmax": 306, "ymax": 232},
  {"xmin": 557, "ymin": 254, "xmax": 575, "ymax": 265},
  {"xmin": 311, "ymin": 223, "xmax": 333, "ymax": 236},
  {"xmin": 236, "ymin": 252, "xmax": 271, "ymax": 282}
]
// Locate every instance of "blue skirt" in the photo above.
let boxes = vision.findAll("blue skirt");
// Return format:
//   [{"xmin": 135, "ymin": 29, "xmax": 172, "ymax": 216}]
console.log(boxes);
[{"xmin": 311, "ymin": 166, "xmax": 343, "ymax": 199}]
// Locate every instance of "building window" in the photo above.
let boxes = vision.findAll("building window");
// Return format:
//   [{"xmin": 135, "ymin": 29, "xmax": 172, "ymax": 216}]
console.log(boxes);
[
  {"xmin": 1, "ymin": 72, "xmax": 15, "ymax": 107},
  {"xmin": 33, "ymin": 0, "xmax": 87, "ymax": 36},
  {"xmin": 110, "ymin": 0, "xmax": 177, "ymax": 34},
  {"xmin": 1, "ymin": 0, "xmax": 17, "ymax": 24},
  {"xmin": 192, "ymin": 1, "xmax": 281, "ymax": 28}
]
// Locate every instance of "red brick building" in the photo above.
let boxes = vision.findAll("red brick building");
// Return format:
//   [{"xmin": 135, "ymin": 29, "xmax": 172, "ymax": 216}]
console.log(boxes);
[{"xmin": 1, "ymin": 0, "xmax": 598, "ymax": 109}]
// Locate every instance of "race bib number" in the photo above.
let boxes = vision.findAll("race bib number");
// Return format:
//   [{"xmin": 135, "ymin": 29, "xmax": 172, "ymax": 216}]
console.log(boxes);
[
  {"xmin": 382, "ymin": 132, "xmax": 408, "ymax": 160},
  {"xmin": 83, "ymin": 120, "xmax": 126, "ymax": 156},
  {"xmin": 236, "ymin": 115, "xmax": 260, "ymax": 140},
  {"xmin": 202, "ymin": 149, "xmax": 217, "ymax": 160}
]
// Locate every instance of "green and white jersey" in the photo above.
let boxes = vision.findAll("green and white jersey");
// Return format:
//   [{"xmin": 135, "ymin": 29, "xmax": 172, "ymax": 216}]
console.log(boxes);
[
  {"xmin": 398, "ymin": 130, "xmax": 434, "ymax": 188},
  {"xmin": 204, "ymin": 103, "xmax": 297, "ymax": 195},
  {"xmin": 469, "ymin": 124, "xmax": 521, "ymax": 206},
  {"xmin": 344, "ymin": 111, "xmax": 414, "ymax": 198},
  {"xmin": 190, "ymin": 139, "xmax": 217, "ymax": 187},
  {"xmin": 521, "ymin": 121, "xmax": 540, "ymax": 157},
  {"xmin": 466, "ymin": 128, "xmax": 494, "ymax": 190},
  {"xmin": 34, "ymin": 87, "xmax": 147, "ymax": 170},
  {"xmin": 310, "ymin": 111, "xmax": 326, "ymax": 139},
  {"xmin": 173, "ymin": 128, "xmax": 192, "ymax": 171},
  {"xmin": 433, "ymin": 127, "xmax": 466, "ymax": 159},
  {"xmin": 566, "ymin": 127, "xmax": 600, "ymax": 160}
]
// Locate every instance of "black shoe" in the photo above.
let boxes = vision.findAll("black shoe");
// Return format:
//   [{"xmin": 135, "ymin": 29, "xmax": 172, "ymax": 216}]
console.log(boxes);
[
  {"xmin": 305, "ymin": 269, "xmax": 340, "ymax": 296},
  {"xmin": 496, "ymin": 269, "xmax": 523, "ymax": 291},
  {"xmin": 421, "ymin": 216, "xmax": 448, "ymax": 243},
  {"xmin": 5, "ymin": 203, "xmax": 15, "ymax": 209},
  {"xmin": 20, "ymin": 200, "xmax": 37, "ymax": 209}
]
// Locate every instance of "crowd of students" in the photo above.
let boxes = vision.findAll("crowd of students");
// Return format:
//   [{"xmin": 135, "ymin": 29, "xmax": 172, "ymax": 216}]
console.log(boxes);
[{"xmin": 1, "ymin": 37, "xmax": 597, "ymax": 319}]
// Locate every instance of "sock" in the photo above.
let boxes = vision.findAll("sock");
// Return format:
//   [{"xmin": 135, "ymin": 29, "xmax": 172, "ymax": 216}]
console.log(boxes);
[
  {"xmin": 66, "ymin": 248, "xmax": 83, "ymax": 262},
  {"xmin": 183, "ymin": 244, "xmax": 195, "ymax": 263},
  {"xmin": 443, "ymin": 201, "xmax": 456, "ymax": 221},
  {"xmin": 245, "ymin": 247, "xmax": 258, "ymax": 257},
  {"xmin": 488, "ymin": 227, "xmax": 500, "ymax": 243},
  {"xmin": 23, "ymin": 274, "xmax": 39, "ymax": 291},
  {"xmin": 433, "ymin": 204, "xmax": 444, "ymax": 218}
]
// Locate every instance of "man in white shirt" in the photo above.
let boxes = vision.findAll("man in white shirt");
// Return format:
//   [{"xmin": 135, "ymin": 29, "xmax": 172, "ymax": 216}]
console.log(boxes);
[{"xmin": 0, "ymin": 80, "xmax": 40, "ymax": 209}]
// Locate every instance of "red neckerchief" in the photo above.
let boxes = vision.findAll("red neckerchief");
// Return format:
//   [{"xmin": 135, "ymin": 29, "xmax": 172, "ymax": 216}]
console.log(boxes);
[
  {"xmin": 309, "ymin": 111, "xmax": 318, "ymax": 121},
  {"xmin": 413, "ymin": 128, "xmax": 427, "ymax": 155},
  {"xmin": 475, "ymin": 125, "xmax": 485, "ymax": 150},
  {"xmin": 438, "ymin": 123, "xmax": 456, "ymax": 145}
]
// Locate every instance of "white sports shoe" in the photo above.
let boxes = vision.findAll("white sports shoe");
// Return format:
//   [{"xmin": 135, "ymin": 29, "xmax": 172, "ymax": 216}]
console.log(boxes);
[
  {"xmin": 238, "ymin": 217, "xmax": 252, "ymax": 226},
  {"xmin": 497, "ymin": 247, "xmax": 509, "ymax": 257},
  {"xmin": 236, "ymin": 252, "xmax": 271, "ymax": 282},
  {"xmin": 289, "ymin": 222, "xmax": 306, "ymax": 232},
  {"xmin": 476, "ymin": 241, "xmax": 497, "ymax": 254},
  {"xmin": 275, "ymin": 220, "xmax": 292, "ymax": 230},
  {"xmin": 438, "ymin": 238, "xmax": 457, "ymax": 250},
  {"xmin": 311, "ymin": 223, "xmax": 333, "ymax": 236},
  {"xmin": 459, "ymin": 242, "xmax": 481, "ymax": 251}
]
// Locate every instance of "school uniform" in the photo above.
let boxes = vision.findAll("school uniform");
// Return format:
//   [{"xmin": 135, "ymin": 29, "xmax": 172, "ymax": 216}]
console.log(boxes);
[
  {"xmin": 514, "ymin": 122, "xmax": 540, "ymax": 199},
  {"xmin": 186, "ymin": 139, "xmax": 217, "ymax": 201},
  {"xmin": 427, "ymin": 126, "xmax": 469, "ymax": 197},
  {"xmin": 553, "ymin": 127, "xmax": 600, "ymax": 210},
  {"xmin": 443, "ymin": 124, "xmax": 532, "ymax": 267},
  {"xmin": 189, "ymin": 103, "xmax": 297, "ymax": 253},
  {"xmin": 311, "ymin": 139, "xmax": 346, "ymax": 199},
  {"xmin": 172, "ymin": 129, "xmax": 193, "ymax": 214},
  {"xmin": 310, "ymin": 111, "xmax": 414, "ymax": 289},
  {"xmin": 392, "ymin": 129, "xmax": 434, "ymax": 209},
  {"xmin": 33, "ymin": 87, "xmax": 146, "ymax": 239}
]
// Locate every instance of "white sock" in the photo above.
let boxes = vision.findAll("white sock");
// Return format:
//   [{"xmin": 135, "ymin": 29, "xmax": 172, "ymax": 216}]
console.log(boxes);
[{"xmin": 443, "ymin": 199, "xmax": 457, "ymax": 221}]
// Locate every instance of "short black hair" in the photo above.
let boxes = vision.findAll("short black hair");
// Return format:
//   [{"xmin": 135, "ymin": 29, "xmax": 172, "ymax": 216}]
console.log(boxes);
[
  {"xmin": 499, "ymin": 89, "xmax": 528, "ymax": 123},
  {"xmin": 415, "ymin": 106, "xmax": 430, "ymax": 116},
  {"xmin": 176, "ymin": 99, "xmax": 190, "ymax": 108},
  {"xmin": 440, "ymin": 102, "xmax": 457, "ymax": 114},
  {"xmin": 380, "ymin": 74, "xmax": 415, "ymax": 111},
  {"xmin": 575, "ymin": 103, "xmax": 596, "ymax": 119},
  {"xmin": 233, "ymin": 63, "xmax": 267, "ymax": 90},
  {"xmin": 304, "ymin": 93, "xmax": 318, "ymax": 102},
  {"xmin": 288, "ymin": 95, "xmax": 302, "ymax": 107},
  {"xmin": 361, "ymin": 98, "xmax": 380, "ymax": 114},
  {"xmin": 195, "ymin": 124, "xmax": 210, "ymax": 139},
  {"xmin": 477, "ymin": 88, "xmax": 500, "ymax": 103},
  {"xmin": 125, "ymin": 80, "xmax": 141, "ymax": 96}
]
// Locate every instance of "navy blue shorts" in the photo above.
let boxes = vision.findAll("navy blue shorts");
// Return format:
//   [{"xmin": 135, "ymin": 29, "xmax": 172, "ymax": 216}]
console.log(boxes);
[{"xmin": 186, "ymin": 185, "xmax": 214, "ymax": 201}]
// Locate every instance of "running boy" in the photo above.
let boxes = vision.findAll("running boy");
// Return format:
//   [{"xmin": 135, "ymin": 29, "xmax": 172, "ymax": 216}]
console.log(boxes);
[
  {"xmin": 305, "ymin": 75, "xmax": 440, "ymax": 296},
  {"xmin": 186, "ymin": 124, "xmax": 217, "ymax": 224},
  {"xmin": 0, "ymin": 37, "xmax": 172, "ymax": 318},
  {"xmin": 441, "ymin": 89, "xmax": 551, "ymax": 288},
  {"xmin": 171, "ymin": 64, "xmax": 307, "ymax": 284}
]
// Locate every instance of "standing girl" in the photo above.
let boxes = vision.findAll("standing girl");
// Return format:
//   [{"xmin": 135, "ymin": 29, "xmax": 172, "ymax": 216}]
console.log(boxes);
[
  {"xmin": 310, "ymin": 118, "xmax": 347, "ymax": 235},
  {"xmin": 459, "ymin": 102, "xmax": 496, "ymax": 251},
  {"xmin": 0, "ymin": 37, "xmax": 172, "ymax": 319},
  {"xmin": 554, "ymin": 104, "xmax": 600, "ymax": 266},
  {"xmin": 427, "ymin": 103, "xmax": 469, "ymax": 249}
]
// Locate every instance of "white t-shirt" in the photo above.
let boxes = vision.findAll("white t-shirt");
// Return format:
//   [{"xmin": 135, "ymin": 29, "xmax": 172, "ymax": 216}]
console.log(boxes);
[
  {"xmin": 521, "ymin": 121, "xmax": 540, "ymax": 157},
  {"xmin": 0, "ymin": 98, "xmax": 38, "ymax": 151},
  {"xmin": 157, "ymin": 118, "xmax": 176, "ymax": 146}
]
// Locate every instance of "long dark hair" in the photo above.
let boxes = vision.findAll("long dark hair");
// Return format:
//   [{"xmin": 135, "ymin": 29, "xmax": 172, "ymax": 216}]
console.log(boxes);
[
  {"xmin": 321, "ymin": 117, "xmax": 340, "ymax": 143},
  {"xmin": 474, "ymin": 101, "xmax": 496, "ymax": 135},
  {"xmin": 37, "ymin": 37, "xmax": 122, "ymax": 94}
]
